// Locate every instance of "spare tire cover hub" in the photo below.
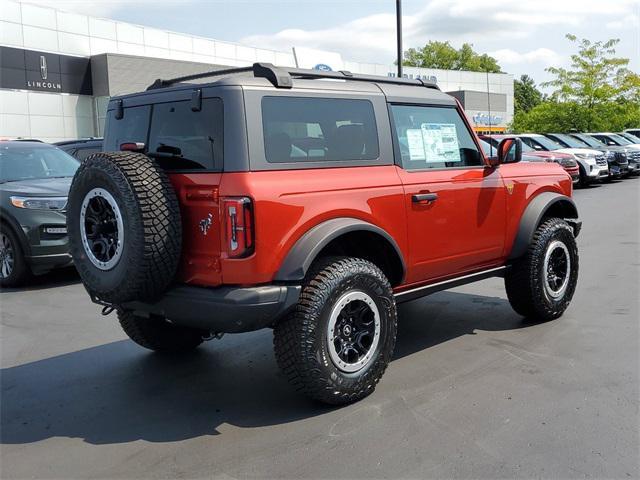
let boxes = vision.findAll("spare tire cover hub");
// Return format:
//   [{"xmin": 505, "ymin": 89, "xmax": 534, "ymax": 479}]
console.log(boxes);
[{"xmin": 80, "ymin": 187, "xmax": 124, "ymax": 270}]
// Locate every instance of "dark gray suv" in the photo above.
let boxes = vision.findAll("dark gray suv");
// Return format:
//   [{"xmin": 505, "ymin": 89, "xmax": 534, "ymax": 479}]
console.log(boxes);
[{"xmin": 0, "ymin": 141, "xmax": 79, "ymax": 286}]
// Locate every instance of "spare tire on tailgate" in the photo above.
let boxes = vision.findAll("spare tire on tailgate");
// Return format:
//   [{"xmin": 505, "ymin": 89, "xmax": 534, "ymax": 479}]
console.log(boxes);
[{"xmin": 67, "ymin": 152, "xmax": 181, "ymax": 304}]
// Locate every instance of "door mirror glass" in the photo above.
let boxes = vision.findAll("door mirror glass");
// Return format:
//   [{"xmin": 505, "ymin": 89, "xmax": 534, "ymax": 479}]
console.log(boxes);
[{"xmin": 496, "ymin": 137, "xmax": 522, "ymax": 165}]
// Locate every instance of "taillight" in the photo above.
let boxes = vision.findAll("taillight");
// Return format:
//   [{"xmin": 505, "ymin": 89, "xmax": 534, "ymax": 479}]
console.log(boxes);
[
  {"xmin": 223, "ymin": 197, "xmax": 254, "ymax": 258},
  {"xmin": 120, "ymin": 142, "xmax": 145, "ymax": 152}
]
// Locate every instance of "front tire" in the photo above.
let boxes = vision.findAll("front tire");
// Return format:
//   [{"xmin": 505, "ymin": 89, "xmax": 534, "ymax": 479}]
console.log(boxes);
[
  {"xmin": 505, "ymin": 218, "xmax": 579, "ymax": 321},
  {"xmin": 0, "ymin": 226, "xmax": 31, "ymax": 287},
  {"xmin": 578, "ymin": 165, "xmax": 590, "ymax": 187},
  {"xmin": 274, "ymin": 257, "xmax": 397, "ymax": 405},
  {"xmin": 117, "ymin": 309, "xmax": 207, "ymax": 353}
]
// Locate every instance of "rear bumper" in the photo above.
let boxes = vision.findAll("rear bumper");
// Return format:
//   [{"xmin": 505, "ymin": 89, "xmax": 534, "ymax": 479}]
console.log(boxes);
[{"xmin": 123, "ymin": 284, "xmax": 301, "ymax": 333}]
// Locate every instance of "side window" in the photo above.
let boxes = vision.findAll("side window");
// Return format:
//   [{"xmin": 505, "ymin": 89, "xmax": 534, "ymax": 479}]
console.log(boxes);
[
  {"xmin": 75, "ymin": 147, "xmax": 101, "ymax": 161},
  {"xmin": 148, "ymin": 98, "xmax": 223, "ymax": 171},
  {"xmin": 103, "ymin": 105, "xmax": 150, "ymax": 151},
  {"xmin": 520, "ymin": 137, "xmax": 537, "ymax": 150},
  {"xmin": 390, "ymin": 105, "xmax": 482, "ymax": 170},
  {"xmin": 262, "ymin": 97, "xmax": 379, "ymax": 163}
]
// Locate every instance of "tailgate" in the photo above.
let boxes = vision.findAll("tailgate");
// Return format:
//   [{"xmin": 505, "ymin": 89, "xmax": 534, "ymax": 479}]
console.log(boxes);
[{"xmin": 169, "ymin": 174, "xmax": 223, "ymax": 286}]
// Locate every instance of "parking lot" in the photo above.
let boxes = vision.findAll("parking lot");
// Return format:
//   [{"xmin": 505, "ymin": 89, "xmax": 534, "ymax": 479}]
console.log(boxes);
[{"xmin": 1, "ymin": 178, "xmax": 638, "ymax": 479}]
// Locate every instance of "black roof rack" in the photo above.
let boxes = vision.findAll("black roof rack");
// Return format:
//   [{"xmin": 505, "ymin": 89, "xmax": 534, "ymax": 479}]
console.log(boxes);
[{"xmin": 146, "ymin": 62, "xmax": 439, "ymax": 91}]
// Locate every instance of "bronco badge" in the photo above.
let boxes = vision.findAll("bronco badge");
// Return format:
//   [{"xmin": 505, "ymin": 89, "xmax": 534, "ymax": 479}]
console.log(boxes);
[{"xmin": 199, "ymin": 213, "xmax": 213, "ymax": 235}]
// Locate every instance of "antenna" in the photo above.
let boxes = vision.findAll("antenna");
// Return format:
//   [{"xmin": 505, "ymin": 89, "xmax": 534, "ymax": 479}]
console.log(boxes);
[{"xmin": 396, "ymin": 0, "xmax": 403, "ymax": 78}]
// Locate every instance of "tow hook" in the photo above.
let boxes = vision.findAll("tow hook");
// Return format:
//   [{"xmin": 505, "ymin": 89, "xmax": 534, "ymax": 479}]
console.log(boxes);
[{"xmin": 101, "ymin": 305, "xmax": 116, "ymax": 316}]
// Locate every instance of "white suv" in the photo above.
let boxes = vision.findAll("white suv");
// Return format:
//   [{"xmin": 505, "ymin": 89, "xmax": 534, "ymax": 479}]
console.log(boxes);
[{"xmin": 518, "ymin": 133, "xmax": 609, "ymax": 185}]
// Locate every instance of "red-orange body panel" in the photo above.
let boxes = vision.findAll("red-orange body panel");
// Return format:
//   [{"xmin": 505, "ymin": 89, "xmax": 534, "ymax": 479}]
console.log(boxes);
[{"xmin": 168, "ymin": 159, "xmax": 572, "ymax": 290}]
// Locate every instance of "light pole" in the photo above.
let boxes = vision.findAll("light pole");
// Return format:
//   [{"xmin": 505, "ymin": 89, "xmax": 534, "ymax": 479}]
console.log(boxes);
[{"xmin": 396, "ymin": 0, "xmax": 403, "ymax": 78}]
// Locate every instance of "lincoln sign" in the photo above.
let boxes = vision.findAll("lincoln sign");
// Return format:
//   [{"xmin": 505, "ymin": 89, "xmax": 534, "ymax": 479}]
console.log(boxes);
[{"xmin": 0, "ymin": 46, "xmax": 92, "ymax": 95}]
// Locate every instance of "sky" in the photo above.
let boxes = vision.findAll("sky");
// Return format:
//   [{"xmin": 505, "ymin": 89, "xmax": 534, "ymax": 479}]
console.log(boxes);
[{"xmin": 22, "ymin": 0, "xmax": 640, "ymax": 88}]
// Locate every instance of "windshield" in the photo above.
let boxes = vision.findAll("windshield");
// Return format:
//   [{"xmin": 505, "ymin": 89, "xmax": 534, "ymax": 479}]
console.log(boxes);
[
  {"xmin": 530, "ymin": 136, "xmax": 564, "ymax": 151},
  {"xmin": 573, "ymin": 134, "xmax": 604, "ymax": 148},
  {"xmin": 0, "ymin": 145, "xmax": 79, "ymax": 183},
  {"xmin": 479, "ymin": 139, "xmax": 494, "ymax": 156},
  {"xmin": 553, "ymin": 134, "xmax": 590, "ymax": 149},
  {"xmin": 619, "ymin": 133, "xmax": 639, "ymax": 143},
  {"xmin": 607, "ymin": 134, "xmax": 633, "ymax": 145},
  {"xmin": 485, "ymin": 137, "xmax": 535, "ymax": 152}
]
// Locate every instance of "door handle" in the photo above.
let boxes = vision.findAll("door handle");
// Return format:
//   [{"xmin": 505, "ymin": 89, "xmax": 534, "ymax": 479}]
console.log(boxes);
[{"xmin": 412, "ymin": 193, "xmax": 438, "ymax": 203}]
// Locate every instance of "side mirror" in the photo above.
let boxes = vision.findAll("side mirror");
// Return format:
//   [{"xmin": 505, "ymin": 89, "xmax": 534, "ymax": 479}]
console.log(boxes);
[{"xmin": 493, "ymin": 137, "xmax": 522, "ymax": 165}]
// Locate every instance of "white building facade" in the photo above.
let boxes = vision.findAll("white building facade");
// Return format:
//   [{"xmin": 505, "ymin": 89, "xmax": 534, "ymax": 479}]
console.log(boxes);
[{"xmin": 0, "ymin": 0, "xmax": 513, "ymax": 142}]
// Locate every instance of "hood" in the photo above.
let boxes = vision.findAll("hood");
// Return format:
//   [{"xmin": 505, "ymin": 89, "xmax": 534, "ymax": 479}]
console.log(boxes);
[
  {"xmin": 596, "ymin": 144, "xmax": 628, "ymax": 153},
  {"xmin": 0, "ymin": 177, "xmax": 72, "ymax": 196},
  {"xmin": 527, "ymin": 151, "xmax": 572, "ymax": 159},
  {"xmin": 555, "ymin": 148, "xmax": 602, "ymax": 156}
]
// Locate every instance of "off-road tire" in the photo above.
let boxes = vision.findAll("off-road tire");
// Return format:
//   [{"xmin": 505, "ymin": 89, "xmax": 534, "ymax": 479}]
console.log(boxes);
[
  {"xmin": 0, "ymin": 224, "xmax": 31, "ymax": 288},
  {"xmin": 505, "ymin": 218, "xmax": 579, "ymax": 321},
  {"xmin": 67, "ymin": 152, "xmax": 181, "ymax": 304},
  {"xmin": 117, "ymin": 309, "xmax": 206, "ymax": 353},
  {"xmin": 274, "ymin": 257, "xmax": 397, "ymax": 405}
]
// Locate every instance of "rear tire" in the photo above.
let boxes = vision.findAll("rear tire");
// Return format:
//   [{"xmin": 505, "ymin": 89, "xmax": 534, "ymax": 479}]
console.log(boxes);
[
  {"xmin": 67, "ymin": 152, "xmax": 181, "ymax": 304},
  {"xmin": 274, "ymin": 257, "xmax": 397, "ymax": 405},
  {"xmin": 117, "ymin": 309, "xmax": 206, "ymax": 353},
  {"xmin": 505, "ymin": 218, "xmax": 579, "ymax": 321}
]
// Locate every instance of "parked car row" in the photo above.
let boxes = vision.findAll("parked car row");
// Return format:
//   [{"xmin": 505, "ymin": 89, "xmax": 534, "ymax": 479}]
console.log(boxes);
[
  {"xmin": 480, "ymin": 131, "xmax": 640, "ymax": 187},
  {"xmin": 0, "ymin": 128, "xmax": 638, "ymax": 287}
]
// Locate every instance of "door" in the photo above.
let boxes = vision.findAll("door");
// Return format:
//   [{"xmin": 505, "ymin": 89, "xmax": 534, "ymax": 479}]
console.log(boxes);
[
  {"xmin": 389, "ymin": 104, "xmax": 507, "ymax": 283},
  {"xmin": 146, "ymin": 97, "xmax": 225, "ymax": 286}
]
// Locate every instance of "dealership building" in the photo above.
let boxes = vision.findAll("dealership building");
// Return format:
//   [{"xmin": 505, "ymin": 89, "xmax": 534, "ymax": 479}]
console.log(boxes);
[{"xmin": 0, "ymin": 0, "xmax": 514, "ymax": 143}]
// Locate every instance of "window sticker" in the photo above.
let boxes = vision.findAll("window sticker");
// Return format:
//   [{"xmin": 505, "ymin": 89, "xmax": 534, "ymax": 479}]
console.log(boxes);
[
  {"xmin": 421, "ymin": 123, "xmax": 461, "ymax": 163},
  {"xmin": 406, "ymin": 128, "xmax": 426, "ymax": 161}
]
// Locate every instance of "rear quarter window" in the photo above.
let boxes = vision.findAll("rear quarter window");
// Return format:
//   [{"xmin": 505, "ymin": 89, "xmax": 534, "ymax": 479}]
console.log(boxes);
[{"xmin": 261, "ymin": 97, "xmax": 379, "ymax": 164}]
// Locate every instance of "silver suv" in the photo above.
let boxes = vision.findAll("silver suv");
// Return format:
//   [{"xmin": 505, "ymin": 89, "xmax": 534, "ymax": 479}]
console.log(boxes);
[{"xmin": 518, "ymin": 134, "xmax": 608, "ymax": 185}]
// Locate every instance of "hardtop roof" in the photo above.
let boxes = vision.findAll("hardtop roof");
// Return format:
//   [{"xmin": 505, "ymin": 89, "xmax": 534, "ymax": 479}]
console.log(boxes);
[{"xmin": 107, "ymin": 63, "xmax": 456, "ymax": 108}]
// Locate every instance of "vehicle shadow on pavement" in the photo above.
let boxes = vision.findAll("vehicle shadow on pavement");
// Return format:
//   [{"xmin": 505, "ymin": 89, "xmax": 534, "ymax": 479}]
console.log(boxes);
[
  {"xmin": 0, "ymin": 290, "xmax": 528, "ymax": 446},
  {"xmin": 0, "ymin": 267, "xmax": 80, "ymax": 293}
]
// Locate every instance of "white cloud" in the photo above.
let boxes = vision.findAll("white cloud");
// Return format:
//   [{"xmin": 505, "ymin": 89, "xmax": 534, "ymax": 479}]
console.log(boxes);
[
  {"xmin": 15, "ymin": 0, "xmax": 186, "ymax": 18},
  {"xmin": 241, "ymin": 0, "xmax": 639, "ymax": 65},
  {"xmin": 490, "ymin": 48, "xmax": 564, "ymax": 67},
  {"xmin": 16, "ymin": 0, "xmax": 123, "ymax": 17},
  {"xmin": 606, "ymin": 13, "xmax": 640, "ymax": 30}
]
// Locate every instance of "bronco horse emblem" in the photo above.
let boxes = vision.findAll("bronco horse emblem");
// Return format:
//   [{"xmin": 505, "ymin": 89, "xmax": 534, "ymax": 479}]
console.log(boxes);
[{"xmin": 199, "ymin": 213, "xmax": 213, "ymax": 235}]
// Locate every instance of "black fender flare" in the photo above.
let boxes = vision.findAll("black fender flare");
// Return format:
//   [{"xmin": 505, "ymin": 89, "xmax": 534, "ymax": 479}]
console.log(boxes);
[
  {"xmin": 274, "ymin": 217, "xmax": 406, "ymax": 282},
  {"xmin": 0, "ymin": 208, "xmax": 31, "ymax": 257},
  {"xmin": 509, "ymin": 192, "xmax": 579, "ymax": 260}
]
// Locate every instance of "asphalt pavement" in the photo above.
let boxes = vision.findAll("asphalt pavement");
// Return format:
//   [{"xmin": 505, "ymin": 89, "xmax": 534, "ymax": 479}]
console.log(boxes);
[{"xmin": 1, "ymin": 178, "xmax": 638, "ymax": 479}]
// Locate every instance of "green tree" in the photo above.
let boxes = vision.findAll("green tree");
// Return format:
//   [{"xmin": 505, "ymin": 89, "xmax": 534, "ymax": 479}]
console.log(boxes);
[
  {"xmin": 514, "ymin": 74, "xmax": 543, "ymax": 114},
  {"xmin": 511, "ymin": 99, "xmax": 640, "ymax": 133},
  {"xmin": 543, "ymin": 34, "xmax": 633, "ymax": 130},
  {"xmin": 512, "ymin": 101, "xmax": 588, "ymax": 133},
  {"xmin": 512, "ymin": 34, "xmax": 639, "ymax": 132},
  {"xmin": 402, "ymin": 41, "xmax": 502, "ymax": 73}
]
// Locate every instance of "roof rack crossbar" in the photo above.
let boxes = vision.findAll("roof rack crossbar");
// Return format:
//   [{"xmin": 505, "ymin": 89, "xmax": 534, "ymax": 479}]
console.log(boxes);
[
  {"xmin": 146, "ymin": 62, "xmax": 439, "ymax": 91},
  {"xmin": 284, "ymin": 67, "xmax": 439, "ymax": 90},
  {"xmin": 147, "ymin": 65, "xmax": 254, "ymax": 90}
]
